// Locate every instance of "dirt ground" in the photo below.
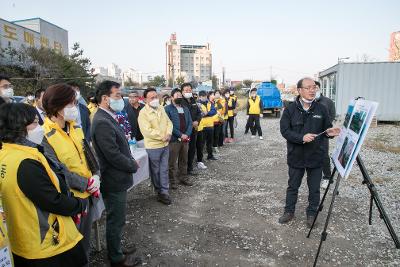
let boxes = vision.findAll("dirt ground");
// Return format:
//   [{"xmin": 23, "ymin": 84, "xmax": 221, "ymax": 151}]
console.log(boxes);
[{"xmin": 90, "ymin": 112, "xmax": 400, "ymax": 267}]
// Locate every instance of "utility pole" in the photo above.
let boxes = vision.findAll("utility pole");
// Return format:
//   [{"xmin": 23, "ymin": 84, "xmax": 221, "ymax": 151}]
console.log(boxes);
[{"xmin": 222, "ymin": 67, "xmax": 225, "ymax": 88}]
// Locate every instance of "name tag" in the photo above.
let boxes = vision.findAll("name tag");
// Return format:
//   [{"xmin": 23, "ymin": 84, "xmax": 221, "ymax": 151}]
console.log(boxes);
[{"xmin": 313, "ymin": 115, "xmax": 322, "ymax": 119}]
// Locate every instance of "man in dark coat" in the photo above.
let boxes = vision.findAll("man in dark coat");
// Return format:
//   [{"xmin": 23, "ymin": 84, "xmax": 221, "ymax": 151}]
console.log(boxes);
[
  {"xmin": 125, "ymin": 91, "xmax": 144, "ymax": 141},
  {"xmin": 279, "ymin": 77, "xmax": 340, "ymax": 228}
]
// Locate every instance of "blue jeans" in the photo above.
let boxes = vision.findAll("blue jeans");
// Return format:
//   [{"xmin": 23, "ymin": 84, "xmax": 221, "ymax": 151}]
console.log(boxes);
[{"xmin": 147, "ymin": 146, "xmax": 170, "ymax": 195}]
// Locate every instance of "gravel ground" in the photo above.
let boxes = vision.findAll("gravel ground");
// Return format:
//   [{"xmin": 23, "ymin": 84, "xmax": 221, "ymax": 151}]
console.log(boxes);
[{"xmin": 90, "ymin": 112, "xmax": 400, "ymax": 266}]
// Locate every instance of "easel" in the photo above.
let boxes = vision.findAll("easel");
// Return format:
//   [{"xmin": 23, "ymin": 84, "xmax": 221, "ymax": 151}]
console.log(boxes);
[{"xmin": 307, "ymin": 155, "xmax": 400, "ymax": 267}]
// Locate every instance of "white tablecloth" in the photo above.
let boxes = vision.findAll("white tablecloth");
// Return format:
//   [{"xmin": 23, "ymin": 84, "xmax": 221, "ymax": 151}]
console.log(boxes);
[{"xmin": 128, "ymin": 147, "xmax": 149, "ymax": 190}]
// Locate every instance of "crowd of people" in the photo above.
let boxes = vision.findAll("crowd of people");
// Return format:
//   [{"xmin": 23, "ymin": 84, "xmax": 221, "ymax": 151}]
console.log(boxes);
[{"xmin": 0, "ymin": 73, "xmax": 340, "ymax": 267}]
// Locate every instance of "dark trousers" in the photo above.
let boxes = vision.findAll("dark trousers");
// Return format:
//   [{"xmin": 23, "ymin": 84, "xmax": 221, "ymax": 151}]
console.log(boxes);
[
  {"xmin": 204, "ymin": 127, "xmax": 214, "ymax": 158},
  {"xmin": 102, "ymin": 191, "xmax": 128, "ymax": 264},
  {"xmin": 187, "ymin": 130, "xmax": 198, "ymax": 172},
  {"xmin": 225, "ymin": 116, "xmax": 235, "ymax": 138},
  {"xmin": 213, "ymin": 124, "xmax": 223, "ymax": 147},
  {"xmin": 196, "ymin": 130, "xmax": 204, "ymax": 162},
  {"xmin": 284, "ymin": 166, "xmax": 322, "ymax": 217},
  {"xmin": 169, "ymin": 141, "xmax": 189, "ymax": 185},
  {"xmin": 246, "ymin": 114, "xmax": 262, "ymax": 136},
  {"xmin": 322, "ymin": 141, "xmax": 332, "ymax": 178}
]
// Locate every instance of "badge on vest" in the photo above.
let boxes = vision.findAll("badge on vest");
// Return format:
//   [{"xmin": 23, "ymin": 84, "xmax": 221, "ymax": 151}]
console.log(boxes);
[{"xmin": 313, "ymin": 114, "xmax": 322, "ymax": 119}]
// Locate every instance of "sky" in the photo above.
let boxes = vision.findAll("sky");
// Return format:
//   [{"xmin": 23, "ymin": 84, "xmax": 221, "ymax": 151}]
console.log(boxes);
[{"xmin": 2, "ymin": 0, "xmax": 399, "ymax": 85}]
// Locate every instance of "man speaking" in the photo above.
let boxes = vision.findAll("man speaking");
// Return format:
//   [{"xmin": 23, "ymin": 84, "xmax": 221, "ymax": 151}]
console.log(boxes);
[{"xmin": 279, "ymin": 77, "xmax": 340, "ymax": 227}]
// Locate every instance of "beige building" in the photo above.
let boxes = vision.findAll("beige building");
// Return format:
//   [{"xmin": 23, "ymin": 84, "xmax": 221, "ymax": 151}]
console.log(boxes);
[{"xmin": 166, "ymin": 33, "xmax": 212, "ymax": 85}]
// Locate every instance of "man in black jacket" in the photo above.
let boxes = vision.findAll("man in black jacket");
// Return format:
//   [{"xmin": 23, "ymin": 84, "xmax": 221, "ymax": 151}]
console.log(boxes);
[
  {"xmin": 315, "ymin": 81, "xmax": 336, "ymax": 189},
  {"xmin": 181, "ymin": 83, "xmax": 202, "ymax": 175},
  {"xmin": 279, "ymin": 78, "xmax": 340, "ymax": 227},
  {"xmin": 125, "ymin": 91, "xmax": 144, "ymax": 141},
  {"xmin": 91, "ymin": 80, "xmax": 141, "ymax": 267}
]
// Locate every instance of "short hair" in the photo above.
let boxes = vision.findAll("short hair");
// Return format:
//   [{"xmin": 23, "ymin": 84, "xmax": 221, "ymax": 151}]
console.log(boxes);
[
  {"xmin": 315, "ymin": 81, "xmax": 321, "ymax": 87},
  {"xmin": 223, "ymin": 89, "xmax": 230, "ymax": 95},
  {"xmin": 0, "ymin": 74, "xmax": 10, "ymax": 83},
  {"xmin": 129, "ymin": 90, "xmax": 139, "ymax": 96},
  {"xmin": 170, "ymin": 88, "xmax": 182, "ymax": 97},
  {"xmin": 207, "ymin": 91, "xmax": 214, "ymax": 99},
  {"xmin": 214, "ymin": 90, "xmax": 221, "ymax": 95},
  {"xmin": 25, "ymin": 91, "xmax": 34, "ymax": 96},
  {"xmin": 297, "ymin": 77, "xmax": 314, "ymax": 89},
  {"xmin": 198, "ymin": 90, "xmax": 207, "ymax": 97},
  {"xmin": 180, "ymin": 83, "xmax": 192, "ymax": 90},
  {"xmin": 144, "ymin": 87, "xmax": 157, "ymax": 98},
  {"xmin": 251, "ymin": 88, "xmax": 257, "ymax": 93},
  {"xmin": 67, "ymin": 81, "xmax": 80, "ymax": 88},
  {"xmin": 95, "ymin": 80, "xmax": 120, "ymax": 104},
  {"xmin": 0, "ymin": 103, "xmax": 37, "ymax": 144},
  {"xmin": 42, "ymin": 84, "xmax": 76, "ymax": 118},
  {"xmin": 34, "ymin": 88, "xmax": 45, "ymax": 99}
]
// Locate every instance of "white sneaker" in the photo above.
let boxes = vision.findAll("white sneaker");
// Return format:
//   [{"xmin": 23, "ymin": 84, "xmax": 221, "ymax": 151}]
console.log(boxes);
[
  {"xmin": 321, "ymin": 179, "xmax": 329, "ymax": 190},
  {"xmin": 197, "ymin": 162, "xmax": 208, "ymax": 169},
  {"xmin": 213, "ymin": 147, "xmax": 219, "ymax": 153},
  {"xmin": 259, "ymin": 136, "xmax": 264, "ymax": 140},
  {"xmin": 251, "ymin": 135, "xmax": 256, "ymax": 138}
]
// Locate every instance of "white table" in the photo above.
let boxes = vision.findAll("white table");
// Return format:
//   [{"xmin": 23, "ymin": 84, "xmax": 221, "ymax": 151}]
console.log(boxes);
[{"xmin": 128, "ymin": 147, "xmax": 150, "ymax": 190}]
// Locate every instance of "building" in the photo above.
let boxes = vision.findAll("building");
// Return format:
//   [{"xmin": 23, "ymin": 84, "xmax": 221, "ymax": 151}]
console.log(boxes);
[
  {"xmin": 389, "ymin": 31, "xmax": 400, "ymax": 61},
  {"xmin": 93, "ymin": 66, "xmax": 108, "ymax": 76},
  {"xmin": 166, "ymin": 33, "xmax": 212, "ymax": 85},
  {"xmin": 0, "ymin": 17, "xmax": 68, "ymax": 57},
  {"xmin": 108, "ymin": 63, "xmax": 122, "ymax": 79},
  {"xmin": 122, "ymin": 68, "xmax": 143, "ymax": 85},
  {"xmin": 318, "ymin": 62, "xmax": 400, "ymax": 121}
]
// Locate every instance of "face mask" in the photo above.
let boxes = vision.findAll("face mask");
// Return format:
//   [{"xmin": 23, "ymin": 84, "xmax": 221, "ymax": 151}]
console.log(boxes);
[
  {"xmin": 199, "ymin": 97, "xmax": 207, "ymax": 103},
  {"xmin": 27, "ymin": 125, "xmax": 45, "ymax": 145},
  {"xmin": 63, "ymin": 106, "xmax": 79, "ymax": 121},
  {"xmin": 109, "ymin": 98, "xmax": 125, "ymax": 112},
  {"xmin": 251, "ymin": 94, "xmax": 257, "ymax": 98},
  {"xmin": 149, "ymin": 99, "xmax": 160, "ymax": 108},
  {"xmin": 230, "ymin": 91, "xmax": 234, "ymax": 95},
  {"xmin": 183, "ymin": 93, "xmax": 193, "ymax": 99},
  {"xmin": 301, "ymin": 97, "xmax": 315, "ymax": 104},
  {"xmin": 225, "ymin": 94, "xmax": 230, "ymax": 98},
  {"xmin": 215, "ymin": 94, "xmax": 221, "ymax": 99},
  {"xmin": 315, "ymin": 91, "xmax": 321, "ymax": 99},
  {"xmin": 174, "ymin": 98, "xmax": 183, "ymax": 105},
  {"xmin": 75, "ymin": 91, "xmax": 81, "ymax": 100},
  {"xmin": 1, "ymin": 88, "xmax": 14, "ymax": 98},
  {"xmin": 27, "ymin": 95, "xmax": 34, "ymax": 101},
  {"xmin": 165, "ymin": 100, "xmax": 171, "ymax": 105}
]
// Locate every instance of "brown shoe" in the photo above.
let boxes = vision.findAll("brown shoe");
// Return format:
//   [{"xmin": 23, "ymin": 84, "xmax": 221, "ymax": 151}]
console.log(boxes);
[
  {"xmin": 180, "ymin": 178, "xmax": 193, "ymax": 186},
  {"xmin": 111, "ymin": 254, "xmax": 142, "ymax": 267}
]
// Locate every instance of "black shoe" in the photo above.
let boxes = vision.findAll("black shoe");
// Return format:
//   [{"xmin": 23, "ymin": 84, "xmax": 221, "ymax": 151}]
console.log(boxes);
[
  {"xmin": 122, "ymin": 245, "xmax": 137, "ymax": 255},
  {"xmin": 180, "ymin": 179, "xmax": 193, "ymax": 186},
  {"xmin": 307, "ymin": 215, "xmax": 316, "ymax": 228},
  {"xmin": 157, "ymin": 193, "xmax": 172, "ymax": 205},
  {"xmin": 207, "ymin": 156, "xmax": 218, "ymax": 161},
  {"xmin": 187, "ymin": 170, "xmax": 199, "ymax": 176},
  {"xmin": 111, "ymin": 254, "xmax": 142, "ymax": 267},
  {"xmin": 278, "ymin": 212, "xmax": 294, "ymax": 224},
  {"xmin": 170, "ymin": 183, "xmax": 178, "ymax": 190}
]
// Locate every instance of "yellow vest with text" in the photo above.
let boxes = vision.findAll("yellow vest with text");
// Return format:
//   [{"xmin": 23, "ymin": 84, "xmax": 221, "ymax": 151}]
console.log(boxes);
[
  {"xmin": 248, "ymin": 96, "xmax": 261, "ymax": 115},
  {"xmin": 216, "ymin": 98, "xmax": 227, "ymax": 121},
  {"xmin": 44, "ymin": 118, "xmax": 91, "ymax": 198},
  {"xmin": 227, "ymin": 96, "xmax": 237, "ymax": 117},
  {"xmin": 0, "ymin": 143, "xmax": 82, "ymax": 259}
]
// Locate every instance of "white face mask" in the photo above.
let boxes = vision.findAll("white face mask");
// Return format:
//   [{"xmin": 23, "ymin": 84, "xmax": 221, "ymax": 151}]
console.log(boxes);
[
  {"xmin": 109, "ymin": 98, "xmax": 125, "ymax": 112},
  {"xmin": 63, "ymin": 106, "xmax": 79, "ymax": 122},
  {"xmin": 149, "ymin": 99, "xmax": 160, "ymax": 108},
  {"xmin": 315, "ymin": 91, "xmax": 321, "ymax": 99},
  {"xmin": 230, "ymin": 91, "xmax": 234, "ymax": 95},
  {"xmin": 225, "ymin": 94, "xmax": 230, "ymax": 98},
  {"xmin": 251, "ymin": 93, "xmax": 257, "ymax": 97},
  {"xmin": 301, "ymin": 97, "xmax": 315, "ymax": 104},
  {"xmin": 165, "ymin": 100, "xmax": 171, "ymax": 105},
  {"xmin": 183, "ymin": 93, "xmax": 193, "ymax": 99},
  {"xmin": 27, "ymin": 125, "xmax": 44, "ymax": 145},
  {"xmin": 215, "ymin": 94, "xmax": 221, "ymax": 99},
  {"xmin": 1, "ymin": 88, "xmax": 14, "ymax": 98},
  {"xmin": 27, "ymin": 95, "xmax": 34, "ymax": 101}
]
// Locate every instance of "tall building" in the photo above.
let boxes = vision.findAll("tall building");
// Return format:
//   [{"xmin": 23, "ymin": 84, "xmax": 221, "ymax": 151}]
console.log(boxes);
[
  {"xmin": 93, "ymin": 66, "xmax": 108, "ymax": 76},
  {"xmin": 0, "ymin": 17, "xmax": 68, "ymax": 57},
  {"xmin": 108, "ymin": 63, "xmax": 122, "ymax": 78},
  {"xmin": 122, "ymin": 68, "xmax": 143, "ymax": 84},
  {"xmin": 389, "ymin": 31, "xmax": 400, "ymax": 61},
  {"xmin": 166, "ymin": 33, "xmax": 212, "ymax": 84}
]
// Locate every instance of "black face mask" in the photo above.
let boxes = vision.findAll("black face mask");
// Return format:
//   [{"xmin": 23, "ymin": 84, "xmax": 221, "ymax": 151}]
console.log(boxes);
[{"xmin": 174, "ymin": 98, "xmax": 183, "ymax": 105}]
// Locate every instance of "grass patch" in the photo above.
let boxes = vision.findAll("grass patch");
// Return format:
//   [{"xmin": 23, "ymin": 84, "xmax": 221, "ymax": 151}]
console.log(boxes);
[{"xmin": 365, "ymin": 140, "xmax": 400, "ymax": 154}]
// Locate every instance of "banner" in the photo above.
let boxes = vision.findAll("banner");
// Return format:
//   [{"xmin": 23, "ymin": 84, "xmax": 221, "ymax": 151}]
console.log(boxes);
[{"xmin": 332, "ymin": 99, "xmax": 378, "ymax": 179}]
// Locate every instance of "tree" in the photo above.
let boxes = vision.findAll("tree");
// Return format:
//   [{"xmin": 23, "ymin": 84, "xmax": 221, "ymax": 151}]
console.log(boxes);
[
  {"xmin": 125, "ymin": 77, "xmax": 139, "ymax": 87},
  {"xmin": 176, "ymin": 76, "xmax": 185, "ymax": 86},
  {"xmin": 243, "ymin": 79, "xmax": 253, "ymax": 88},
  {"xmin": 148, "ymin": 75, "xmax": 166, "ymax": 87}
]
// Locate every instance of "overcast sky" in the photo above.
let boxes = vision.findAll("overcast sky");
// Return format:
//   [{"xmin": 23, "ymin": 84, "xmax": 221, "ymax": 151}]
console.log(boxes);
[{"xmin": 2, "ymin": 0, "xmax": 399, "ymax": 84}]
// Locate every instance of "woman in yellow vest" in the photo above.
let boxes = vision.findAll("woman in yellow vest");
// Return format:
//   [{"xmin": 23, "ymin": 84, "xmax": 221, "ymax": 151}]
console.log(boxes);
[
  {"xmin": 213, "ymin": 90, "xmax": 226, "ymax": 152},
  {"xmin": 225, "ymin": 89, "xmax": 237, "ymax": 143},
  {"xmin": 246, "ymin": 88, "xmax": 264, "ymax": 140},
  {"xmin": 86, "ymin": 91, "xmax": 98, "ymax": 121},
  {"xmin": 0, "ymin": 103, "xmax": 87, "ymax": 266},
  {"xmin": 42, "ymin": 84, "xmax": 101, "ymax": 263}
]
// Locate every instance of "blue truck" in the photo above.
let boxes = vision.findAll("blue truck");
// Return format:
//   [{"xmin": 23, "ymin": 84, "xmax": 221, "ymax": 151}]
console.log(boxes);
[{"xmin": 252, "ymin": 81, "xmax": 283, "ymax": 117}]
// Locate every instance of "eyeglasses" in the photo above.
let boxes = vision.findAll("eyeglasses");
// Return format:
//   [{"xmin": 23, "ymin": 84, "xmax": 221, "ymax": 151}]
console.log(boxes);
[
  {"xmin": 0, "ymin": 84, "xmax": 13, "ymax": 90},
  {"xmin": 301, "ymin": 85, "xmax": 318, "ymax": 91}
]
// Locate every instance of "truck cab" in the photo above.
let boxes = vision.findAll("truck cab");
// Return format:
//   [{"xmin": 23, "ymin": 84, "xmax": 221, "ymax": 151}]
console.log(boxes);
[{"xmin": 254, "ymin": 81, "xmax": 283, "ymax": 117}]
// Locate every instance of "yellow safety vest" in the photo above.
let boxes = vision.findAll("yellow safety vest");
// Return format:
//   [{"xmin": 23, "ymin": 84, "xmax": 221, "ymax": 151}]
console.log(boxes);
[
  {"xmin": 198, "ymin": 102, "xmax": 216, "ymax": 131},
  {"xmin": 248, "ymin": 96, "xmax": 262, "ymax": 115},
  {"xmin": 216, "ymin": 98, "xmax": 228, "ymax": 120},
  {"xmin": 87, "ymin": 103, "xmax": 98, "ymax": 121},
  {"xmin": 44, "ymin": 118, "xmax": 91, "ymax": 199},
  {"xmin": 227, "ymin": 96, "xmax": 237, "ymax": 117},
  {"xmin": 0, "ymin": 143, "xmax": 82, "ymax": 259}
]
